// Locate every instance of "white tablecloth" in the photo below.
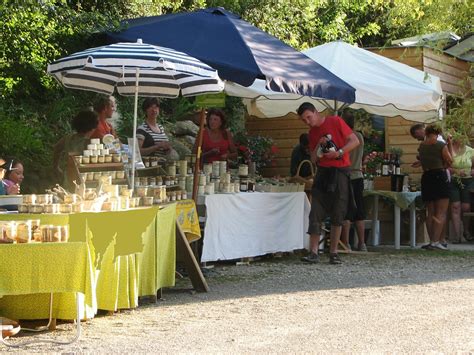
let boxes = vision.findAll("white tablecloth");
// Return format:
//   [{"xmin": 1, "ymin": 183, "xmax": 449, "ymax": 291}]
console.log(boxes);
[{"xmin": 201, "ymin": 192, "xmax": 310, "ymax": 262}]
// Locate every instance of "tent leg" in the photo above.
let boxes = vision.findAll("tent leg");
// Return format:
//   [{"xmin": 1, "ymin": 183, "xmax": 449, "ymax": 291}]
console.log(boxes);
[
  {"xmin": 130, "ymin": 67, "xmax": 140, "ymax": 190},
  {"xmin": 192, "ymin": 109, "xmax": 206, "ymax": 202}
]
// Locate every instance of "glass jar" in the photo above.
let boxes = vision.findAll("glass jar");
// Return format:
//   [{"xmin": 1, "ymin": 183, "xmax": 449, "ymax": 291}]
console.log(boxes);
[
  {"xmin": 238, "ymin": 164, "xmax": 249, "ymax": 177},
  {"xmin": 240, "ymin": 178, "xmax": 249, "ymax": 192},
  {"xmin": 219, "ymin": 160, "xmax": 227, "ymax": 174},
  {"xmin": 167, "ymin": 163, "xmax": 176, "ymax": 176}
]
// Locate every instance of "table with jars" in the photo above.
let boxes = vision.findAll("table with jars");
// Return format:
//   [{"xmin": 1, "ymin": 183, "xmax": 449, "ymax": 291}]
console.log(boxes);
[
  {"xmin": 0, "ymin": 241, "xmax": 95, "ymax": 346},
  {"xmin": 0, "ymin": 193, "xmax": 178, "ymax": 320}
]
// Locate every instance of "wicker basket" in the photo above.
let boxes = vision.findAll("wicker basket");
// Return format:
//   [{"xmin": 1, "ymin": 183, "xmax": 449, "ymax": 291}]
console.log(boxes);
[{"xmin": 288, "ymin": 160, "xmax": 315, "ymax": 191}]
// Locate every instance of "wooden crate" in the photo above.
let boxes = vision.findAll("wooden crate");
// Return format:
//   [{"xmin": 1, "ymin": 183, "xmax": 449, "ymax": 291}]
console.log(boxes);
[{"xmin": 373, "ymin": 176, "xmax": 391, "ymax": 191}]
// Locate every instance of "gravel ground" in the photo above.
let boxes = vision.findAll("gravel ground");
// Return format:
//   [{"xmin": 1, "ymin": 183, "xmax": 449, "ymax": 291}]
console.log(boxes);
[{"xmin": 3, "ymin": 247, "xmax": 474, "ymax": 353}]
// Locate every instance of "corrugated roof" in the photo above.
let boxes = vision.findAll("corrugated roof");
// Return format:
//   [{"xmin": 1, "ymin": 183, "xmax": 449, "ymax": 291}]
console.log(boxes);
[{"xmin": 444, "ymin": 33, "xmax": 474, "ymax": 62}]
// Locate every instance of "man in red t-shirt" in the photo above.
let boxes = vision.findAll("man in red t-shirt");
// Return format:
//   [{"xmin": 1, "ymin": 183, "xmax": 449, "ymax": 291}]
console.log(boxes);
[{"xmin": 297, "ymin": 102, "xmax": 359, "ymax": 264}]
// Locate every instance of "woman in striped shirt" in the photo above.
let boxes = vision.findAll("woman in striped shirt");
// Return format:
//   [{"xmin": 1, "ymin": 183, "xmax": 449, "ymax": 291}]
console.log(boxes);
[{"xmin": 137, "ymin": 98, "xmax": 178, "ymax": 160}]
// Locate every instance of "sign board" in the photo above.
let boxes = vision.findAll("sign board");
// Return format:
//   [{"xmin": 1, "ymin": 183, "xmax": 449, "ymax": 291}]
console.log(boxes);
[{"xmin": 195, "ymin": 92, "xmax": 226, "ymax": 108}]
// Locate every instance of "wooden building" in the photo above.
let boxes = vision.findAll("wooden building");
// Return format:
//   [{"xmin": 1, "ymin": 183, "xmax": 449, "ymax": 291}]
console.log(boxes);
[
  {"xmin": 246, "ymin": 112, "xmax": 306, "ymax": 177},
  {"xmin": 246, "ymin": 46, "xmax": 472, "ymax": 179},
  {"xmin": 369, "ymin": 46, "xmax": 472, "ymax": 180}
]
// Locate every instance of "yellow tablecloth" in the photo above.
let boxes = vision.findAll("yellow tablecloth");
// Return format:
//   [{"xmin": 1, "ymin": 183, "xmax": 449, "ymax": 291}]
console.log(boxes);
[
  {"xmin": 0, "ymin": 204, "xmax": 177, "ymax": 317},
  {"xmin": 0, "ymin": 242, "xmax": 96, "ymax": 320},
  {"xmin": 175, "ymin": 199, "xmax": 201, "ymax": 242}
]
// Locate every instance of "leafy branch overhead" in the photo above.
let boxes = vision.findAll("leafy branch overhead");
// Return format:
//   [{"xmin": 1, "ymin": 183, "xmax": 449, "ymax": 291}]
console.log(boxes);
[{"xmin": 0, "ymin": 0, "xmax": 472, "ymax": 193}]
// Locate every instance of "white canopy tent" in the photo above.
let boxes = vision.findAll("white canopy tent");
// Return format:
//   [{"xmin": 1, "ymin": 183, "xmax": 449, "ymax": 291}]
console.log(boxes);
[{"xmin": 225, "ymin": 41, "xmax": 444, "ymax": 122}]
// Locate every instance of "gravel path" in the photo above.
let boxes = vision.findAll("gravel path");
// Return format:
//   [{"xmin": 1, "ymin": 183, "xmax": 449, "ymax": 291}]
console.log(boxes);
[{"xmin": 3, "ymin": 248, "xmax": 474, "ymax": 353}]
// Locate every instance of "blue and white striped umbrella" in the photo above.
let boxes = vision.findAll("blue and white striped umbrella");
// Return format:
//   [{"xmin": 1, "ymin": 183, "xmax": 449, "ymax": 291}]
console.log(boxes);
[
  {"xmin": 48, "ymin": 39, "xmax": 224, "ymax": 189},
  {"xmin": 47, "ymin": 40, "xmax": 224, "ymax": 97}
]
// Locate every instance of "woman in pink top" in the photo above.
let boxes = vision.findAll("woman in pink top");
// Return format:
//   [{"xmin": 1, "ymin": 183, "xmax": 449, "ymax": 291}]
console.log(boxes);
[
  {"xmin": 199, "ymin": 108, "xmax": 237, "ymax": 164},
  {"xmin": 3, "ymin": 159, "xmax": 23, "ymax": 195}
]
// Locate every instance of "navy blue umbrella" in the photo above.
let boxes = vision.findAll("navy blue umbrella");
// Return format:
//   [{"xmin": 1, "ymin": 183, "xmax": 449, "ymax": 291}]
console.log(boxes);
[{"xmin": 108, "ymin": 7, "xmax": 355, "ymax": 103}]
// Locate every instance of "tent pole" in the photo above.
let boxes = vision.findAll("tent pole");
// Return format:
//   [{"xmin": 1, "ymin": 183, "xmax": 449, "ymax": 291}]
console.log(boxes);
[
  {"xmin": 321, "ymin": 100, "xmax": 332, "ymax": 112},
  {"xmin": 131, "ymin": 67, "xmax": 139, "ymax": 191},
  {"xmin": 192, "ymin": 108, "xmax": 206, "ymax": 202}
]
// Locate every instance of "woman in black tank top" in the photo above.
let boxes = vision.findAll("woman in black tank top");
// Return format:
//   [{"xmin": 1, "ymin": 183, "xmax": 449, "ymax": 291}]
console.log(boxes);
[{"xmin": 418, "ymin": 125, "xmax": 452, "ymax": 250}]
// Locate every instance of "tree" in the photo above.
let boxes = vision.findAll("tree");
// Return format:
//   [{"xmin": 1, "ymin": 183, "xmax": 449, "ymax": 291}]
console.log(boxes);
[{"xmin": 0, "ymin": 0, "xmax": 471, "ymax": 192}]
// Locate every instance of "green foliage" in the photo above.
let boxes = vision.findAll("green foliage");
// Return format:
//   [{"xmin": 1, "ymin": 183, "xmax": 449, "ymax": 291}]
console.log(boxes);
[
  {"xmin": 224, "ymin": 96, "xmax": 246, "ymax": 134},
  {"xmin": 0, "ymin": 1, "xmax": 119, "ymax": 192},
  {"xmin": 185, "ymin": 0, "xmax": 471, "ymax": 49},
  {"xmin": 443, "ymin": 74, "xmax": 474, "ymax": 145},
  {"xmin": 389, "ymin": 146, "xmax": 404, "ymax": 158},
  {"xmin": 0, "ymin": 106, "xmax": 47, "ymax": 163},
  {"xmin": 0, "ymin": 2, "xmax": 116, "ymax": 101},
  {"xmin": 0, "ymin": 0, "xmax": 471, "ymax": 191},
  {"xmin": 113, "ymin": 96, "xmax": 136, "ymax": 140},
  {"xmin": 383, "ymin": 0, "xmax": 473, "ymax": 41},
  {"xmin": 161, "ymin": 97, "xmax": 199, "ymax": 122},
  {"xmin": 0, "ymin": 103, "xmax": 53, "ymax": 193}
]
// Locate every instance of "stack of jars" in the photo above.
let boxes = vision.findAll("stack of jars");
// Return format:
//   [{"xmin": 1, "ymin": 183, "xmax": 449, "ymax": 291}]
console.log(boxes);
[{"xmin": 0, "ymin": 220, "xmax": 69, "ymax": 243}]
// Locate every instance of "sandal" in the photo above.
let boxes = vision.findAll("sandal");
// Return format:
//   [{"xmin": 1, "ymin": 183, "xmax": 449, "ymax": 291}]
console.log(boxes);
[{"xmin": 1, "ymin": 317, "xmax": 21, "ymax": 338}]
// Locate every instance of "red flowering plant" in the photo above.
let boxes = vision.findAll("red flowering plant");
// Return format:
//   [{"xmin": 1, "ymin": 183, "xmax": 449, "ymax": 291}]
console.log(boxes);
[
  {"xmin": 361, "ymin": 133, "xmax": 385, "ymax": 178},
  {"xmin": 233, "ymin": 132, "xmax": 278, "ymax": 173},
  {"xmin": 362, "ymin": 151, "xmax": 384, "ymax": 177}
]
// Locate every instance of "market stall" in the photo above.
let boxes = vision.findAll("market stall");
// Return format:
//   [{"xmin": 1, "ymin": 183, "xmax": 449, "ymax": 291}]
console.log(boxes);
[{"xmin": 0, "ymin": 204, "xmax": 176, "ymax": 319}]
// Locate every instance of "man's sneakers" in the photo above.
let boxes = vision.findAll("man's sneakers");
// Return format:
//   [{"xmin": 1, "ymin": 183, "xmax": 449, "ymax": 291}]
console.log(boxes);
[
  {"xmin": 422, "ymin": 242, "xmax": 448, "ymax": 251},
  {"xmin": 301, "ymin": 253, "xmax": 320, "ymax": 263},
  {"xmin": 430, "ymin": 242, "xmax": 448, "ymax": 250},
  {"xmin": 329, "ymin": 253, "xmax": 342, "ymax": 264}
]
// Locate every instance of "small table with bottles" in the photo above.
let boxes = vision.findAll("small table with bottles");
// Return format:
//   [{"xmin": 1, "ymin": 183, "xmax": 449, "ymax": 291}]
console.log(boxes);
[{"xmin": 364, "ymin": 190, "xmax": 421, "ymax": 249}]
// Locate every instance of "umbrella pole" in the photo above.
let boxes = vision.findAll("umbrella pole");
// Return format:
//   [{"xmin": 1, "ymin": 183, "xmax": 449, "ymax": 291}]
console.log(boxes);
[
  {"xmin": 192, "ymin": 108, "xmax": 206, "ymax": 202},
  {"xmin": 131, "ymin": 68, "xmax": 139, "ymax": 190}
]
